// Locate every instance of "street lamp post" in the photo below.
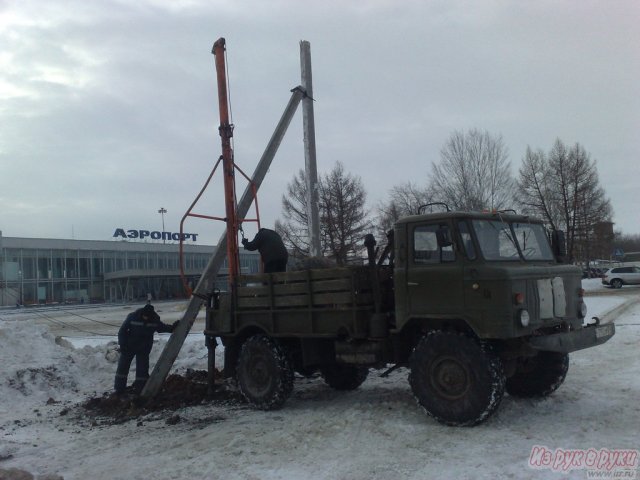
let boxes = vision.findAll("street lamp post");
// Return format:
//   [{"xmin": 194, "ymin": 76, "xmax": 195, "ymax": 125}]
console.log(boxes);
[
  {"xmin": 18, "ymin": 270, "xmax": 23, "ymax": 307},
  {"xmin": 158, "ymin": 208, "xmax": 167, "ymax": 244}
]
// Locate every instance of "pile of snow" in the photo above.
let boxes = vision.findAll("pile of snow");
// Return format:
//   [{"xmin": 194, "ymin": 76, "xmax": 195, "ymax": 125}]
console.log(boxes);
[
  {"xmin": 0, "ymin": 322, "xmax": 114, "ymax": 415},
  {"xmin": 0, "ymin": 320, "xmax": 210, "ymax": 421}
]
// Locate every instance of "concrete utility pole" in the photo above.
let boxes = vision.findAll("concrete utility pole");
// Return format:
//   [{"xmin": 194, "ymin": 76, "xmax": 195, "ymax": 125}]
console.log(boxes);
[
  {"xmin": 300, "ymin": 40, "xmax": 322, "ymax": 258},
  {"xmin": 141, "ymin": 87, "xmax": 306, "ymax": 401}
]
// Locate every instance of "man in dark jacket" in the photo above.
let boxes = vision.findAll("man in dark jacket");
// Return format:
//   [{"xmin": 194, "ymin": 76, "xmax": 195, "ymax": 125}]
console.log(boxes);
[
  {"xmin": 114, "ymin": 304, "xmax": 177, "ymax": 394},
  {"xmin": 241, "ymin": 228, "xmax": 288, "ymax": 273}
]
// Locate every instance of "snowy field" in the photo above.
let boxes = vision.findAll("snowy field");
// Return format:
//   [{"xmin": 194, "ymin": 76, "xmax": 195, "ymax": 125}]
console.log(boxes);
[{"xmin": 1, "ymin": 285, "xmax": 639, "ymax": 480}]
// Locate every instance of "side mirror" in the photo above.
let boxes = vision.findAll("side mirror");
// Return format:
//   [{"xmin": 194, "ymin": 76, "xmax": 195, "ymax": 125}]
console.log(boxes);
[
  {"xmin": 551, "ymin": 230, "xmax": 567, "ymax": 262},
  {"xmin": 436, "ymin": 227, "xmax": 453, "ymax": 248}
]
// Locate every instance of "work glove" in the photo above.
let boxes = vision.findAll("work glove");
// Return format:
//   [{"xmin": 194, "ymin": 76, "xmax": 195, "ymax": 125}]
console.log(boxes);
[{"xmin": 241, "ymin": 238, "xmax": 248, "ymax": 246}]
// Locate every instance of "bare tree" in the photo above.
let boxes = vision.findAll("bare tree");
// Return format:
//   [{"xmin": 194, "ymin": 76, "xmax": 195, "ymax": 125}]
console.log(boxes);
[
  {"xmin": 516, "ymin": 139, "xmax": 612, "ymax": 262},
  {"xmin": 517, "ymin": 146, "xmax": 560, "ymax": 230},
  {"xmin": 319, "ymin": 162, "xmax": 371, "ymax": 264},
  {"xmin": 276, "ymin": 169, "xmax": 313, "ymax": 258},
  {"xmin": 377, "ymin": 182, "xmax": 432, "ymax": 237},
  {"xmin": 431, "ymin": 129, "xmax": 516, "ymax": 211},
  {"xmin": 277, "ymin": 162, "xmax": 371, "ymax": 265},
  {"xmin": 549, "ymin": 140, "xmax": 613, "ymax": 261}
]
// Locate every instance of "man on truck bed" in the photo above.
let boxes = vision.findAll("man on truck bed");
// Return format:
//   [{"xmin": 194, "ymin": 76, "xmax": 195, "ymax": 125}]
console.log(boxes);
[{"xmin": 242, "ymin": 228, "xmax": 288, "ymax": 273}]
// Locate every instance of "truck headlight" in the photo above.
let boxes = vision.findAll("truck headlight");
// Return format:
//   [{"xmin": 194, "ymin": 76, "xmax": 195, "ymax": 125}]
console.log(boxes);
[
  {"xmin": 578, "ymin": 301, "xmax": 587, "ymax": 318},
  {"xmin": 519, "ymin": 309, "xmax": 530, "ymax": 327}
]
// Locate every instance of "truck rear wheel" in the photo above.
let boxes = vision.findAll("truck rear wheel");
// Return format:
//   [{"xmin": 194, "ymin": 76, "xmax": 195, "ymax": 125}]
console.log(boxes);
[
  {"xmin": 236, "ymin": 334, "xmax": 294, "ymax": 410},
  {"xmin": 320, "ymin": 364, "xmax": 369, "ymax": 390},
  {"xmin": 506, "ymin": 351, "xmax": 569, "ymax": 398},
  {"xmin": 409, "ymin": 331, "xmax": 505, "ymax": 426}
]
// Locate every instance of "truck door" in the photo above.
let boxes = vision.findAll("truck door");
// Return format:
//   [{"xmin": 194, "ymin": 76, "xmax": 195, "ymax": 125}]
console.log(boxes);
[{"xmin": 406, "ymin": 222, "xmax": 464, "ymax": 317}]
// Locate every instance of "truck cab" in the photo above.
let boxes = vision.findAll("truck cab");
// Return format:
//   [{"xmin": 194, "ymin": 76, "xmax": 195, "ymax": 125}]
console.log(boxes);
[{"xmin": 393, "ymin": 211, "xmax": 587, "ymax": 340}]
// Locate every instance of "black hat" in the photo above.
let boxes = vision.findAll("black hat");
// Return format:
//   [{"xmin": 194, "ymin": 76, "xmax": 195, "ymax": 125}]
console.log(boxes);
[{"xmin": 142, "ymin": 304, "xmax": 155, "ymax": 316}]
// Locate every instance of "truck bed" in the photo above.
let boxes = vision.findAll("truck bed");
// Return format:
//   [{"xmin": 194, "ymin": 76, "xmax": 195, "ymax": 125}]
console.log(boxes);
[{"xmin": 206, "ymin": 266, "xmax": 382, "ymax": 338}]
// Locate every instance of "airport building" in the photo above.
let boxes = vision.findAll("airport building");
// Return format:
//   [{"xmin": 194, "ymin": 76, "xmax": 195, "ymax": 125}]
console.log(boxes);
[{"xmin": 0, "ymin": 232, "xmax": 260, "ymax": 306}]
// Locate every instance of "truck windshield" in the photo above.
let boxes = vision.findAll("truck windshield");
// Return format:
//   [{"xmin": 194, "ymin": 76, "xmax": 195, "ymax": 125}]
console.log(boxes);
[{"xmin": 471, "ymin": 220, "xmax": 555, "ymax": 261}]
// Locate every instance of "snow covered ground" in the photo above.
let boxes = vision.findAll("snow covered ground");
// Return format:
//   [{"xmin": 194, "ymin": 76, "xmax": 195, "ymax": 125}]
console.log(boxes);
[{"xmin": 1, "ymin": 290, "xmax": 639, "ymax": 480}]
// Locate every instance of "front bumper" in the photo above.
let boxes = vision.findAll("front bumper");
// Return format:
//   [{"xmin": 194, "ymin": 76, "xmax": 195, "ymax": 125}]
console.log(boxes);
[{"xmin": 527, "ymin": 322, "xmax": 615, "ymax": 353}]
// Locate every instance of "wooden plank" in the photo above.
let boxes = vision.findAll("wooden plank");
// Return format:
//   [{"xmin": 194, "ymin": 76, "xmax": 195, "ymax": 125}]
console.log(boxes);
[
  {"xmin": 237, "ymin": 291, "xmax": 374, "ymax": 309},
  {"xmin": 237, "ymin": 285, "xmax": 270, "ymax": 297},
  {"xmin": 238, "ymin": 267, "xmax": 357, "ymax": 286},
  {"xmin": 273, "ymin": 282, "xmax": 309, "ymax": 295},
  {"xmin": 308, "ymin": 268, "xmax": 353, "ymax": 280},
  {"xmin": 237, "ymin": 296, "xmax": 270, "ymax": 308},
  {"xmin": 237, "ymin": 279, "xmax": 354, "ymax": 298},
  {"xmin": 279, "ymin": 278, "xmax": 353, "ymax": 295},
  {"xmin": 309, "ymin": 278, "xmax": 353, "ymax": 293},
  {"xmin": 306, "ymin": 291, "xmax": 373, "ymax": 306}
]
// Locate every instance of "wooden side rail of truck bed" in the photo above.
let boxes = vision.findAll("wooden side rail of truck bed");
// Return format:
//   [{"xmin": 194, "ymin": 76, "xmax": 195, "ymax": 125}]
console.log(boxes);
[{"xmin": 206, "ymin": 266, "xmax": 390, "ymax": 338}]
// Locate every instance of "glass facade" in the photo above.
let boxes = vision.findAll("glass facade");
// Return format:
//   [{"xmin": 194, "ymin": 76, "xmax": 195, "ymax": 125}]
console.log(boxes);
[{"xmin": 0, "ymin": 236, "xmax": 259, "ymax": 306}]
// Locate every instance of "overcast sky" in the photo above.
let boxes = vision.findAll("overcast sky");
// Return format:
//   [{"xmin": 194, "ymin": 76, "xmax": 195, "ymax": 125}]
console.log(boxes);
[{"xmin": 1, "ymin": 0, "xmax": 638, "ymax": 244}]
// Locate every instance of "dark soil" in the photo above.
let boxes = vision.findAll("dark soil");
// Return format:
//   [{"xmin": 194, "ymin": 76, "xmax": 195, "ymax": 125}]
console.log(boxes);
[{"xmin": 82, "ymin": 370, "xmax": 244, "ymax": 423}]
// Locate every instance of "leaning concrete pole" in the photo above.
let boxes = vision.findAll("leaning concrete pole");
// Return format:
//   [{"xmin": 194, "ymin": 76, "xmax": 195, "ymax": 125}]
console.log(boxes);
[
  {"xmin": 300, "ymin": 40, "xmax": 322, "ymax": 258},
  {"xmin": 141, "ymin": 87, "xmax": 306, "ymax": 401}
]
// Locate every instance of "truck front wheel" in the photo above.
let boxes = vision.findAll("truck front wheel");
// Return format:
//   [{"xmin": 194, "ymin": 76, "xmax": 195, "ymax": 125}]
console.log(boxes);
[
  {"xmin": 409, "ymin": 331, "xmax": 505, "ymax": 426},
  {"xmin": 236, "ymin": 335, "xmax": 294, "ymax": 410},
  {"xmin": 505, "ymin": 351, "xmax": 569, "ymax": 398},
  {"xmin": 320, "ymin": 364, "xmax": 369, "ymax": 390}
]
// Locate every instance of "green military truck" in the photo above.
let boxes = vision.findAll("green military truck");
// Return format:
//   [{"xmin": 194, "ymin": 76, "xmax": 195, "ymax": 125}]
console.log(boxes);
[{"xmin": 204, "ymin": 210, "xmax": 615, "ymax": 426}]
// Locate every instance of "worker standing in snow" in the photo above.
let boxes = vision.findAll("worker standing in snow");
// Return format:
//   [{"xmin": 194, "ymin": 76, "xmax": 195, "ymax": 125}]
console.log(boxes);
[
  {"xmin": 241, "ymin": 228, "xmax": 288, "ymax": 273},
  {"xmin": 114, "ymin": 304, "xmax": 177, "ymax": 394}
]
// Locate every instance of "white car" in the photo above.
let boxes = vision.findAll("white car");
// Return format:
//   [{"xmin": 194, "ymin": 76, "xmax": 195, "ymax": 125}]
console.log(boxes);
[{"xmin": 602, "ymin": 266, "xmax": 640, "ymax": 288}]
